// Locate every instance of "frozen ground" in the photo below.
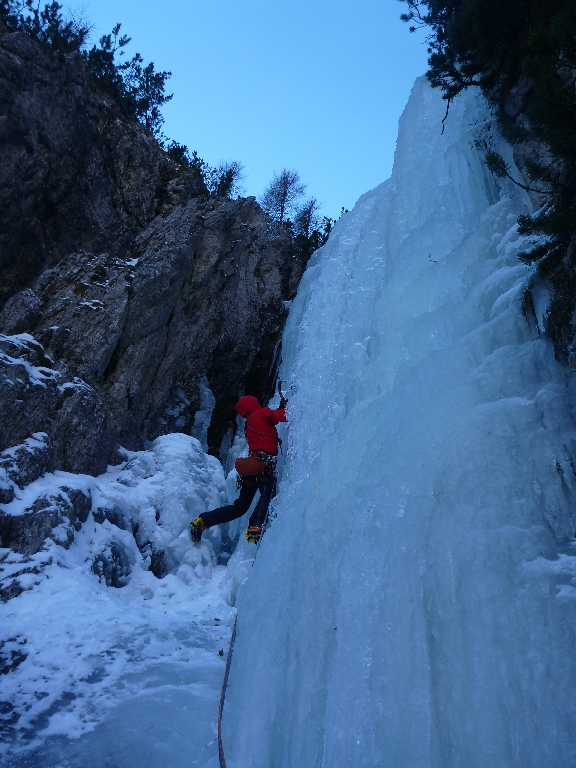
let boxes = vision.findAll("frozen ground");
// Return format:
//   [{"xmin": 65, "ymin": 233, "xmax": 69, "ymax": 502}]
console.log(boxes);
[{"xmin": 0, "ymin": 433, "xmax": 259, "ymax": 768}]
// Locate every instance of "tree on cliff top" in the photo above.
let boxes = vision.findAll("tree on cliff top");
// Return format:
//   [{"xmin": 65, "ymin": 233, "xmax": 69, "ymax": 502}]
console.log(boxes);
[
  {"xmin": 294, "ymin": 197, "xmax": 321, "ymax": 239},
  {"xmin": 1, "ymin": 2, "xmax": 173, "ymax": 139},
  {"xmin": 164, "ymin": 143, "xmax": 245, "ymax": 199},
  {"xmin": 121, "ymin": 52, "xmax": 172, "ymax": 137},
  {"xmin": 293, "ymin": 198, "xmax": 335, "ymax": 262},
  {"xmin": 205, "ymin": 161, "xmax": 246, "ymax": 198},
  {"xmin": 1, "ymin": 0, "xmax": 89, "ymax": 51},
  {"xmin": 82, "ymin": 23, "xmax": 173, "ymax": 138},
  {"xmin": 260, "ymin": 169, "xmax": 336, "ymax": 263},
  {"xmin": 261, "ymin": 169, "xmax": 306, "ymax": 224}
]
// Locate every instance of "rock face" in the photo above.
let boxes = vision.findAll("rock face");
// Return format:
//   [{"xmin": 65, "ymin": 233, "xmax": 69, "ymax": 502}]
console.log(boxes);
[
  {"xmin": 9, "ymin": 194, "xmax": 296, "ymax": 455},
  {"xmin": 0, "ymin": 195, "xmax": 297, "ymax": 464},
  {"xmin": 0, "ymin": 28, "xmax": 306, "ymax": 487},
  {"xmin": 0, "ymin": 27, "xmax": 203, "ymax": 309},
  {"xmin": 0, "ymin": 485, "xmax": 91, "ymax": 556},
  {"xmin": 0, "ymin": 334, "xmax": 116, "ymax": 479}
]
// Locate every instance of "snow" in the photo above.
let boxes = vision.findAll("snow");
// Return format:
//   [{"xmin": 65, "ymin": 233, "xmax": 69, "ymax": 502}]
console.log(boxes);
[
  {"xmin": 3, "ymin": 433, "xmax": 48, "ymax": 458},
  {"xmin": 0, "ymin": 434, "xmax": 258, "ymax": 767},
  {"xmin": 221, "ymin": 78, "xmax": 576, "ymax": 766},
  {"xmin": 0, "ymin": 333, "xmax": 57, "ymax": 388}
]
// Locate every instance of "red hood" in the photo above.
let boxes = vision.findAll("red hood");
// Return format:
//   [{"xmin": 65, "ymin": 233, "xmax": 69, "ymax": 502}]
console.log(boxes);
[{"xmin": 236, "ymin": 395, "xmax": 261, "ymax": 418}]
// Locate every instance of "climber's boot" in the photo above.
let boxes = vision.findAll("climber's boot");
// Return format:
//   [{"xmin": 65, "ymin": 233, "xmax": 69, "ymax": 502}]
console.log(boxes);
[
  {"xmin": 244, "ymin": 525, "xmax": 262, "ymax": 544},
  {"xmin": 190, "ymin": 517, "xmax": 205, "ymax": 544}
]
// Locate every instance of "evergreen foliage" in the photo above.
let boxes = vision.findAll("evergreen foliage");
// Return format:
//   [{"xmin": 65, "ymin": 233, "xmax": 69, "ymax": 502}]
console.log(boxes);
[
  {"xmin": 1, "ymin": 0, "xmax": 89, "ymax": 52},
  {"xmin": 81, "ymin": 24, "xmax": 131, "ymax": 104},
  {"xmin": 204, "ymin": 161, "xmax": 245, "ymax": 198},
  {"xmin": 120, "ymin": 52, "xmax": 172, "ymax": 137},
  {"xmin": 164, "ymin": 142, "xmax": 245, "ymax": 199},
  {"xmin": 82, "ymin": 23, "xmax": 173, "ymax": 138},
  {"xmin": 165, "ymin": 141, "xmax": 195, "ymax": 168},
  {"xmin": 399, "ymin": 0, "xmax": 576, "ymax": 360},
  {"xmin": 1, "ymin": 1, "xmax": 172, "ymax": 138}
]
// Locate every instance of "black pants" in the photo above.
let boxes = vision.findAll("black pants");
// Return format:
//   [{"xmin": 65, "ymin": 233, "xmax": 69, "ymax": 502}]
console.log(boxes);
[{"xmin": 200, "ymin": 475, "xmax": 276, "ymax": 530}]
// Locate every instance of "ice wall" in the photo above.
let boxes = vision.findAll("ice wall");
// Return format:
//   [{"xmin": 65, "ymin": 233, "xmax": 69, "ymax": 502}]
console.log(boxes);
[{"xmin": 223, "ymin": 78, "xmax": 576, "ymax": 767}]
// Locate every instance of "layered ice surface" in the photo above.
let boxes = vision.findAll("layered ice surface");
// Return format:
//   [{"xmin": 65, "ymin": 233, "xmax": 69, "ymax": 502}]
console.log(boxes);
[{"xmin": 223, "ymin": 79, "xmax": 576, "ymax": 766}]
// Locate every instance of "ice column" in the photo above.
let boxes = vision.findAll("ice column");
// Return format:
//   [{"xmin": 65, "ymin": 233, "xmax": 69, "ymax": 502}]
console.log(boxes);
[{"xmin": 223, "ymin": 78, "xmax": 576, "ymax": 768}]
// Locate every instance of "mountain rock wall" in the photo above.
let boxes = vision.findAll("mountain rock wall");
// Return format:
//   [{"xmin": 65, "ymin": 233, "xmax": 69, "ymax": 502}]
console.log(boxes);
[
  {"xmin": 0, "ymin": 27, "xmax": 305, "ymax": 546},
  {"xmin": 0, "ymin": 27, "xmax": 203, "ymax": 309}
]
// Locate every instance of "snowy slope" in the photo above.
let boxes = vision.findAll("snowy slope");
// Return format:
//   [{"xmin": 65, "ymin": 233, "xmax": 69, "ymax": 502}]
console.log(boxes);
[
  {"xmin": 222, "ymin": 78, "xmax": 576, "ymax": 766},
  {"xmin": 0, "ymin": 433, "xmax": 259, "ymax": 768}
]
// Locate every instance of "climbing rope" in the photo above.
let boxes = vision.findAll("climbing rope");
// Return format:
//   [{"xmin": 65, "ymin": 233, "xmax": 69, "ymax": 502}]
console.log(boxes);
[
  {"xmin": 218, "ymin": 614, "xmax": 237, "ymax": 768},
  {"xmin": 217, "ymin": 507, "xmax": 273, "ymax": 768}
]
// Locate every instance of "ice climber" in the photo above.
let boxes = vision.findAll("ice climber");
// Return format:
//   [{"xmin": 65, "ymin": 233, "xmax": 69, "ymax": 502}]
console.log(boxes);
[{"xmin": 189, "ymin": 394, "xmax": 287, "ymax": 545}]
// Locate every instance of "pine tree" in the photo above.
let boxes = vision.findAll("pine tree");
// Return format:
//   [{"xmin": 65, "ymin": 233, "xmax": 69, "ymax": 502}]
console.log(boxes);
[
  {"xmin": 122, "ymin": 55, "xmax": 172, "ymax": 138},
  {"xmin": 205, "ymin": 161, "xmax": 245, "ymax": 198},
  {"xmin": 1, "ymin": 0, "xmax": 89, "ymax": 52},
  {"xmin": 399, "ymin": 0, "xmax": 576, "ymax": 359},
  {"xmin": 82, "ymin": 24, "xmax": 131, "ymax": 105},
  {"xmin": 294, "ymin": 198, "xmax": 320, "ymax": 238}
]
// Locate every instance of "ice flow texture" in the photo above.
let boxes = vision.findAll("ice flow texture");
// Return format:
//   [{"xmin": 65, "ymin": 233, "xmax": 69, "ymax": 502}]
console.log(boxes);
[{"xmin": 223, "ymin": 78, "xmax": 576, "ymax": 767}]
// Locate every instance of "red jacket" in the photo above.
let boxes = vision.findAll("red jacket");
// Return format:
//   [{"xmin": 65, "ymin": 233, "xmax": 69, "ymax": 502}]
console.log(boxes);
[{"xmin": 236, "ymin": 395, "xmax": 286, "ymax": 456}]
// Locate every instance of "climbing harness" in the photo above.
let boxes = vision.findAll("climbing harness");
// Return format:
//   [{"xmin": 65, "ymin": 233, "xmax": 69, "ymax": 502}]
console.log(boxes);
[
  {"xmin": 235, "ymin": 451, "xmax": 278, "ymax": 491},
  {"xmin": 217, "ymin": 505, "xmax": 272, "ymax": 768}
]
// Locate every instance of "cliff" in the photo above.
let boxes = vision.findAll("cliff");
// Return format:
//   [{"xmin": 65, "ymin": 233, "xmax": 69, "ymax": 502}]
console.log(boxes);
[{"xmin": 0, "ymin": 28, "xmax": 306, "ymax": 528}]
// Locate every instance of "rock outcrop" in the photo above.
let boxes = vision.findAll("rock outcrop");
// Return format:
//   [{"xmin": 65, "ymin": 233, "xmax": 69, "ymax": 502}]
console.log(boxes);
[
  {"xmin": 0, "ymin": 334, "xmax": 116, "ymax": 480},
  {"xmin": 0, "ymin": 26, "xmax": 204, "ymax": 309}
]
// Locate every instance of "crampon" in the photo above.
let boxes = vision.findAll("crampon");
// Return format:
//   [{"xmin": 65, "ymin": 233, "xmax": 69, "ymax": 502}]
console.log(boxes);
[{"xmin": 244, "ymin": 525, "xmax": 262, "ymax": 544}]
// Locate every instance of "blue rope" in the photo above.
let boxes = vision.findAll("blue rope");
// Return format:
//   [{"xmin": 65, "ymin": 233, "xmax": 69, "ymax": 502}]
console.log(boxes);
[
  {"xmin": 217, "ymin": 506, "xmax": 273, "ymax": 767},
  {"xmin": 218, "ymin": 615, "xmax": 238, "ymax": 768}
]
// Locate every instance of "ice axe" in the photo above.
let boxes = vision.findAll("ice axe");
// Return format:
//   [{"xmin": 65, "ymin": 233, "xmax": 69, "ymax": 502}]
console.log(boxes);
[{"xmin": 278, "ymin": 380, "xmax": 288, "ymax": 409}]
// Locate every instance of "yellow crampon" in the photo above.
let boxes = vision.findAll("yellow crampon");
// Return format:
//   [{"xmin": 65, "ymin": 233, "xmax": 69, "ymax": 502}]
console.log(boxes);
[{"xmin": 244, "ymin": 525, "xmax": 262, "ymax": 544}]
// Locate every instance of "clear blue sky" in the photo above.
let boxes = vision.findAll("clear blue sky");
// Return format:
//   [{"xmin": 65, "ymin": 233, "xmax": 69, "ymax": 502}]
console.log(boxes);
[{"xmin": 81, "ymin": 0, "xmax": 428, "ymax": 219}]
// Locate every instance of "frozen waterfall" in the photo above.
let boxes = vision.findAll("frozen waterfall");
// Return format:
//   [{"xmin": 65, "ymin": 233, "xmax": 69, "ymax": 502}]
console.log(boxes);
[{"xmin": 223, "ymin": 78, "xmax": 576, "ymax": 766}]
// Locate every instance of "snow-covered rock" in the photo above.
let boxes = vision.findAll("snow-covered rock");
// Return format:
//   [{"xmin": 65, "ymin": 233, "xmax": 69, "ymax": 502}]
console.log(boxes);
[{"xmin": 0, "ymin": 433, "xmax": 245, "ymax": 766}]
